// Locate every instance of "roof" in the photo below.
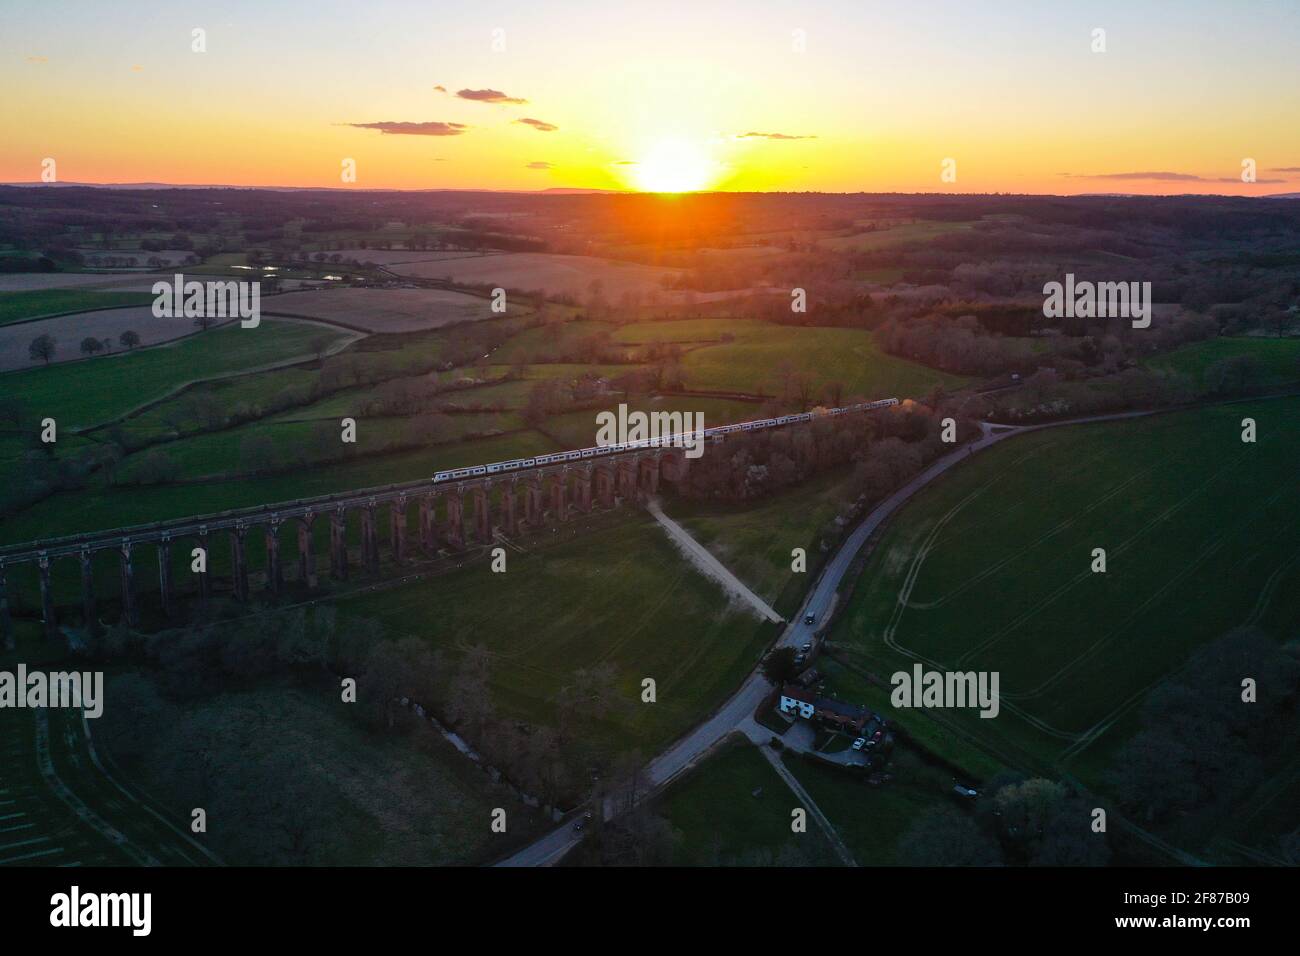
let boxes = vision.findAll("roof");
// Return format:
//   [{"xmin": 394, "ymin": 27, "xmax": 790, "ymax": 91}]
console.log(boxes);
[
  {"xmin": 780, "ymin": 684, "xmax": 818, "ymax": 704},
  {"xmin": 813, "ymin": 697, "xmax": 869, "ymax": 721}
]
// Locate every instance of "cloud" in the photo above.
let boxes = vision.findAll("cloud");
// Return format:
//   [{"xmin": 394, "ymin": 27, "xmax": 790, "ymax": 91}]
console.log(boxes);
[
  {"xmin": 1066, "ymin": 170, "xmax": 1209, "ymax": 181},
  {"xmin": 433, "ymin": 85, "xmax": 447, "ymax": 93},
  {"xmin": 348, "ymin": 121, "xmax": 469, "ymax": 136},
  {"xmin": 525, "ymin": 161, "xmax": 554, "ymax": 170},
  {"xmin": 515, "ymin": 117, "xmax": 558, "ymax": 132},
  {"xmin": 613, "ymin": 160, "xmax": 638, "ymax": 165},
  {"xmin": 1062, "ymin": 170, "xmax": 1284, "ymax": 184},
  {"xmin": 457, "ymin": 88, "xmax": 527, "ymax": 105},
  {"xmin": 26, "ymin": 55, "xmax": 48, "ymax": 63},
  {"xmin": 735, "ymin": 131, "xmax": 815, "ymax": 140},
  {"xmin": 1269, "ymin": 166, "xmax": 1300, "ymax": 173},
  {"xmin": 1209, "ymin": 176, "xmax": 1285, "ymax": 184}
]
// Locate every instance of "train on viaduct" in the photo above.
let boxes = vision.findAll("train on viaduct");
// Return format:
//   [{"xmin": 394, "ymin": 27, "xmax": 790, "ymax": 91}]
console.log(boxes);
[{"xmin": 0, "ymin": 399, "xmax": 899, "ymax": 647}]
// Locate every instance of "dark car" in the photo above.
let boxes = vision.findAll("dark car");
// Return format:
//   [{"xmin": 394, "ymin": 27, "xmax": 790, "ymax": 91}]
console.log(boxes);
[{"xmin": 803, "ymin": 612, "xmax": 816, "ymax": 625}]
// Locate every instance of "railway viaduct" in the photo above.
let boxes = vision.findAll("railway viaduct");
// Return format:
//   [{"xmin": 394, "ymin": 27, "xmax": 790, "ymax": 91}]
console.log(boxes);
[{"xmin": 0, "ymin": 446, "xmax": 691, "ymax": 648}]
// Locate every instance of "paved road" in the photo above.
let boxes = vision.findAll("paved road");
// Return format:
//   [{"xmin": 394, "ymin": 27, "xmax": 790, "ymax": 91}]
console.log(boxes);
[
  {"xmin": 495, "ymin": 422, "xmax": 1027, "ymax": 866},
  {"xmin": 494, "ymin": 405, "xmax": 1237, "ymax": 867}
]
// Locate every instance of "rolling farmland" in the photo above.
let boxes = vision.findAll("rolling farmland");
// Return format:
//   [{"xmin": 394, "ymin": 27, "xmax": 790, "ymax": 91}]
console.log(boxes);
[{"xmin": 828, "ymin": 397, "xmax": 1300, "ymax": 781}]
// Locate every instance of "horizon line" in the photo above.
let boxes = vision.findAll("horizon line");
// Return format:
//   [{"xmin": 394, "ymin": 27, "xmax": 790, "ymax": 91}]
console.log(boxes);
[{"xmin": 3, "ymin": 181, "xmax": 1298, "ymax": 200}]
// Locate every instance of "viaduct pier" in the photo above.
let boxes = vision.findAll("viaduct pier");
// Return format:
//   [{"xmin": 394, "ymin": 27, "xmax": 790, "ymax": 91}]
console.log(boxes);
[{"xmin": 0, "ymin": 446, "xmax": 691, "ymax": 647}]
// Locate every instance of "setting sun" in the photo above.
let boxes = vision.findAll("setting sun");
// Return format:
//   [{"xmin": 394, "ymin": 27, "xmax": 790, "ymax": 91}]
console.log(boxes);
[{"xmin": 629, "ymin": 139, "xmax": 720, "ymax": 193}]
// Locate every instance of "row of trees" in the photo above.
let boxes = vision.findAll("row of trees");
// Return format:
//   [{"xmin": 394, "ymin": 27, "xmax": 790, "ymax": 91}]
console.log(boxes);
[
  {"xmin": 26, "ymin": 330, "xmax": 143, "ymax": 365},
  {"xmin": 677, "ymin": 402, "xmax": 975, "ymax": 504}
]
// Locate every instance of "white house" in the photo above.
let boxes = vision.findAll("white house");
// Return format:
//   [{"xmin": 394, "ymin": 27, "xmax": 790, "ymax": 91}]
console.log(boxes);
[{"xmin": 778, "ymin": 685, "xmax": 817, "ymax": 720}]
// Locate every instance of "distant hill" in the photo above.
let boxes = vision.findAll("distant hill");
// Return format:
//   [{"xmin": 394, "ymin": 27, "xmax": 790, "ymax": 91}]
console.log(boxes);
[
  {"xmin": 2, "ymin": 181, "xmax": 628, "ymax": 194},
  {"xmin": 537, "ymin": 187, "xmax": 625, "ymax": 194}
]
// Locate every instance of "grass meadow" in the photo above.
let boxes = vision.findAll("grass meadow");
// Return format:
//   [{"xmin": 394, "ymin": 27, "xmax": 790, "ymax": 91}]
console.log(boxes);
[{"xmin": 827, "ymin": 397, "xmax": 1300, "ymax": 788}]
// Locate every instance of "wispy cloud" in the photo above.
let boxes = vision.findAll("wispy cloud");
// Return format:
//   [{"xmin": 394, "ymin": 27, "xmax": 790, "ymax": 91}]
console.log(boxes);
[
  {"xmin": 1062, "ymin": 170, "xmax": 1285, "ymax": 184},
  {"xmin": 525, "ymin": 161, "xmax": 554, "ymax": 170},
  {"xmin": 457, "ymin": 88, "xmax": 527, "ymax": 105},
  {"xmin": 348, "ymin": 121, "xmax": 469, "ymax": 136},
  {"xmin": 515, "ymin": 117, "xmax": 558, "ymax": 132},
  {"xmin": 735, "ymin": 131, "xmax": 815, "ymax": 140},
  {"xmin": 1269, "ymin": 166, "xmax": 1300, "ymax": 173},
  {"xmin": 26, "ymin": 55, "xmax": 48, "ymax": 64},
  {"xmin": 1064, "ymin": 170, "xmax": 1206, "ymax": 181}
]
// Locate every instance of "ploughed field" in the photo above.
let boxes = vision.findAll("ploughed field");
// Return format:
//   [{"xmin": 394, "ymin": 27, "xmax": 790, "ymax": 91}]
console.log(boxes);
[
  {"xmin": 264, "ymin": 287, "xmax": 497, "ymax": 332},
  {"xmin": 387, "ymin": 251, "xmax": 682, "ymax": 299}
]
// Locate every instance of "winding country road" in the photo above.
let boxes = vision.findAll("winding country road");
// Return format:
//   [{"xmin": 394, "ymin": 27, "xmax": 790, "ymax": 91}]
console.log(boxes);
[
  {"xmin": 494, "ymin": 405, "xmax": 1235, "ymax": 867},
  {"xmin": 494, "ymin": 421, "xmax": 1034, "ymax": 866}
]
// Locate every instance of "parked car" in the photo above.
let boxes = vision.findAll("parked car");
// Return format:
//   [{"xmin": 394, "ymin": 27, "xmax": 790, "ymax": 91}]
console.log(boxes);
[
  {"xmin": 801, "ymin": 642, "xmax": 813, "ymax": 653},
  {"xmin": 952, "ymin": 785, "xmax": 978, "ymax": 799},
  {"xmin": 851, "ymin": 737, "xmax": 867, "ymax": 751},
  {"xmin": 794, "ymin": 653, "xmax": 807, "ymax": 666},
  {"xmin": 803, "ymin": 612, "xmax": 816, "ymax": 625}
]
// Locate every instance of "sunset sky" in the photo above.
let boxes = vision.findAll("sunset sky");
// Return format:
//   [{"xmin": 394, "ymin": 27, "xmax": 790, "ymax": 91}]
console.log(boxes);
[{"xmin": 4, "ymin": 0, "xmax": 1299, "ymax": 194}]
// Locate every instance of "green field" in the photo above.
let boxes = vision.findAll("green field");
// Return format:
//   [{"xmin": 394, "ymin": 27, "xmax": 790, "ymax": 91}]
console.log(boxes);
[
  {"xmin": 0, "ymin": 428, "xmax": 557, "ymax": 549},
  {"xmin": 1146, "ymin": 336, "xmax": 1300, "ymax": 389},
  {"xmin": 123, "ymin": 366, "xmax": 324, "ymax": 440},
  {"xmin": 828, "ymin": 397, "xmax": 1300, "ymax": 788},
  {"xmin": 543, "ymin": 395, "xmax": 759, "ymax": 450},
  {"xmin": 780, "ymin": 748, "xmax": 956, "ymax": 865},
  {"xmin": 113, "ymin": 411, "xmax": 527, "ymax": 483},
  {"xmin": 117, "ymin": 320, "xmax": 526, "ymax": 443},
  {"xmin": 335, "ymin": 515, "xmax": 776, "ymax": 758},
  {"xmin": 0, "ymin": 289, "xmax": 154, "ymax": 326},
  {"xmin": 612, "ymin": 319, "xmax": 968, "ymax": 398},
  {"xmin": 2, "ymin": 320, "xmax": 353, "ymax": 430},
  {"xmin": 667, "ymin": 468, "xmax": 858, "ymax": 615},
  {"xmin": 657, "ymin": 740, "xmax": 839, "ymax": 865},
  {"xmin": 489, "ymin": 320, "xmax": 614, "ymax": 364}
]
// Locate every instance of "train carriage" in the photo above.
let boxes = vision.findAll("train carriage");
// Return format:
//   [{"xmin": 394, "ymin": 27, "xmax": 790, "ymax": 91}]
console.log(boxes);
[{"xmin": 434, "ymin": 398, "xmax": 900, "ymax": 483}]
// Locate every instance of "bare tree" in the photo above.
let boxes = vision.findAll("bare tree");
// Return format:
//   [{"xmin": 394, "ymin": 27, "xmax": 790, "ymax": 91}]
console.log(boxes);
[{"xmin": 28, "ymin": 334, "xmax": 56, "ymax": 365}]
